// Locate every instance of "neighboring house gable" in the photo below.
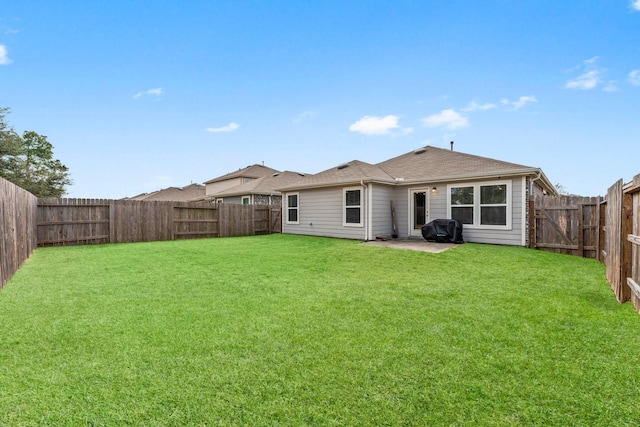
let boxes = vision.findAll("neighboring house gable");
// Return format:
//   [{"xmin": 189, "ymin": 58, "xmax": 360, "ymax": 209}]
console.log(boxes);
[
  {"xmin": 212, "ymin": 171, "xmax": 308, "ymax": 205},
  {"xmin": 278, "ymin": 146, "xmax": 556, "ymax": 246},
  {"xmin": 126, "ymin": 183, "xmax": 206, "ymax": 202},
  {"xmin": 204, "ymin": 164, "xmax": 279, "ymax": 199}
]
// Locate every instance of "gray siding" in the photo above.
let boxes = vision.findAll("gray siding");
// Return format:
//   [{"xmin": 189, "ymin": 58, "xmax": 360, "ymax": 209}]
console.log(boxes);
[
  {"xmin": 391, "ymin": 177, "xmax": 527, "ymax": 245},
  {"xmin": 285, "ymin": 176, "xmax": 529, "ymax": 246},
  {"xmin": 282, "ymin": 187, "xmax": 367, "ymax": 240},
  {"xmin": 388, "ymin": 186, "xmax": 446, "ymax": 238},
  {"xmin": 371, "ymin": 184, "xmax": 395, "ymax": 238},
  {"xmin": 219, "ymin": 196, "xmax": 242, "ymax": 204},
  {"xmin": 453, "ymin": 177, "xmax": 525, "ymax": 246},
  {"xmin": 393, "ymin": 188, "xmax": 409, "ymax": 238}
]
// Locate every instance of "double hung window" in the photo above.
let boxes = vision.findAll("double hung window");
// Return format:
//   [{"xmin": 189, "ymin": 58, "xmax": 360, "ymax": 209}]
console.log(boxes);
[
  {"xmin": 448, "ymin": 182, "xmax": 510, "ymax": 228},
  {"xmin": 344, "ymin": 188, "xmax": 362, "ymax": 226},
  {"xmin": 286, "ymin": 193, "xmax": 299, "ymax": 224}
]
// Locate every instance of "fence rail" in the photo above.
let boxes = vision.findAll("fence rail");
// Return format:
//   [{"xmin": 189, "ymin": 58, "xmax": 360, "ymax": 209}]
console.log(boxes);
[
  {"xmin": 36, "ymin": 199, "xmax": 282, "ymax": 246},
  {"xmin": 600, "ymin": 173, "xmax": 640, "ymax": 314},
  {"xmin": 532, "ymin": 195, "xmax": 602, "ymax": 259},
  {"xmin": 0, "ymin": 177, "xmax": 37, "ymax": 289}
]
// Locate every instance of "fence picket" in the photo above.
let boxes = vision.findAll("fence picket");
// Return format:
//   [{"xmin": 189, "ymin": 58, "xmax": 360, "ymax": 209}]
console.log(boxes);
[
  {"xmin": 0, "ymin": 177, "xmax": 37, "ymax": 289},
  {"xmin": 33, "ymin": 199, "xmax": 281, "ymax": 246}
]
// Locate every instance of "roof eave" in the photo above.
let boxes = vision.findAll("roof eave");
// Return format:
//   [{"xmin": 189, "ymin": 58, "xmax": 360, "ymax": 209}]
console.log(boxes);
[
  {"xmin": 278, "ymin": 168, "xmax": 558, "ymax": 194},
  {"xmin": 277, "ymin": 178, "xmax": 397, "ymax": 192}
]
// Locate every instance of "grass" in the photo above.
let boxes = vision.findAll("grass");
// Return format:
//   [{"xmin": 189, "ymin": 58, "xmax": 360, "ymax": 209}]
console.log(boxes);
[{"xmin": 1, "ymin": 234, "xmax": 639, "ymax": 426}]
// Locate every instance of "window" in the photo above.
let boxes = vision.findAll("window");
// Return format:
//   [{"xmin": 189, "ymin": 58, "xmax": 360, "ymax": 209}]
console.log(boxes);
[
  {"xmin": 450, "ymin": 186, "xmax": 474, "ymax": 225},
  {"xmin": 243, "ymin": 177, "xmax": 252, "ymax": 184},
  {"xmin": 286, "ymin": 193, "xmax": 299, "ymax": 224},
  {"xmin": 448, "ymin": 182, "xmax": 510, "ymax": 228},
  {"xmin": 344, "ymin": 187, "xmax": 362, "ymax": 226},
  {"xmin": 480, "ymin": 184, "xmax": 507, "ymax": 226},
  {"xmin": 241, "ymin": 196, "xmax": 250, "ymax": 205}
]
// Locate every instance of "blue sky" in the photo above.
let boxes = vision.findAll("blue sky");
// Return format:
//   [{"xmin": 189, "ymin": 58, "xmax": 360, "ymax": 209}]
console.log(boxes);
[{"xmin": 1, "ymin": 1, "xmax": 639, "ymax": 198}]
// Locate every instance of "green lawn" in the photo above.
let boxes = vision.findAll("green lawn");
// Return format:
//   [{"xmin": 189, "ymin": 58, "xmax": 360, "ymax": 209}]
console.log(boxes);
[{"xmin": 1, "ymin": 234, "xmax": 639, "ymax": 426}]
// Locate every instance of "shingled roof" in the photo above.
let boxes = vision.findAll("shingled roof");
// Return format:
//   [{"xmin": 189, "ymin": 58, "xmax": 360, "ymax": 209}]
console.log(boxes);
[
  {"xmin": 204, "ymin": 164, "xmax": 279, "ymax": 184},
  {"xmin": 278, "ymin": 146, "xmax": 554, "ymax": 192},
  {"xmin": 126, "ymin": 183, "xmax": 206, "ymax": 201},
  {"xmin": 213, "ymin": 171, "xmax": 309, "ymax": 198},
  {"xmin": 377, "ymin": 146, "xmax": 534, "ymax": 180}
]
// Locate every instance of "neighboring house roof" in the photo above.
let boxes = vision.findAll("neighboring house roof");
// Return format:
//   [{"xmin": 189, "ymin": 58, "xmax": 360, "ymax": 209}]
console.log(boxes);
[
  {"xmin": 278, "ymin": 145, "xmax": 556, "ymax": 193},
  {"xmin": 213, "ymin": 171, "xmax": 309, "ymax": 198},
  {"xmin": 126, "ymin": 183, "xmax": 206, "ymax": 201},
  {"xmin": 204, "ymin": 164, "xmax": 280, "ymax": 185},
  {"xmin": 275, "ymin": 160, "xmax": 394, "ymax": 190}
]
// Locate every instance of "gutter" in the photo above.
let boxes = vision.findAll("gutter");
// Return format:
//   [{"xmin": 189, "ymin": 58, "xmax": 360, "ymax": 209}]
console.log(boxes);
[{"xmin": 278, "ymin": 168, "xmax": 555, "ymax": 192}]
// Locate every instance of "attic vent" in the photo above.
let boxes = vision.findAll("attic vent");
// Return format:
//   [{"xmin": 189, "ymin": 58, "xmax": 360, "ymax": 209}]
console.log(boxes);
[
  {"xmin": 414, "ymin": 148, "xmax": 426, "ymax": 155},
  {"xmin": 337, "ymin": 163, "xmax": 349, "ymax": 170},
  {"xmin": 298, "ymin": 173, "xmax": 305, "ymax": 176},
  {"xmin": 272, "ymin": 173, "xmax": 280, "ymax": 177}
]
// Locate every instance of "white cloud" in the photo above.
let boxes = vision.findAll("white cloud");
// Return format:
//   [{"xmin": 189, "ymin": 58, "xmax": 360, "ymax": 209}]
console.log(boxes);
[
  {"xmin": 501, "ymin": 95, "xmax": 538, "ymax": 110},
  {"xmin": 133, "ymin": 87, "xmax": 163, "ymax": 99},
  {"xmin": 461, "ymin": 101, "xmax": 496, "ymax": 112},
  {"xmin": 565, "ymin": 70, "xmax": 601, "ymax": 90},
  {"xmin": 422, "ymin": 109, "xmax": 469, "ymax": 130},
  {"xmin": 0, "ymin": 45, "xmax": 12, "ymax": 65},
  {"xmin": 349, "ymin": 115, "xmax": 401, "ymax": 135},
  {"xmin": 205, "ymin": 122, "xmax": 240, "ymax": 133},
  {"xmin": 629, "ymin": 70, "xmax": 640, "ymax": 86},
  {"xmin": 293, "ymin": 111, "xmax": 316, "ymax": 123},
  {"xmin": 565, "ymin": 57, "xmax": 603, "ymax": 90},
  {"xmin": 632, "ymin": 0, "xmax": 640, "ymax": 11},
  {"xmin": 603, "ymin": 81, "xmax": 619, "ymax": 92}
]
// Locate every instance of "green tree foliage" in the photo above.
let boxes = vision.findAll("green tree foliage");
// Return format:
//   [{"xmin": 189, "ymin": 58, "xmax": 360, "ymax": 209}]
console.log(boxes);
[
  {"xmin": 0, "ymin": 107, "xmax": 21, "ymax": 159},
  {"xmin": 0, "ymin": 108, "xmax": 72, "ymax": 197}
]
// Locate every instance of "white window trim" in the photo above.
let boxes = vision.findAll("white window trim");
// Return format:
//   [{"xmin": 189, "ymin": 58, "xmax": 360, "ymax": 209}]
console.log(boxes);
[
  {"xmin": 343, "ymin": 187, "xmax": 364, "ymax": 227},
  {"xmin": 241, "ymin": 195, "xmax": 251, "ymax": 205},
  {"xmin": 285, "ymin": 192, "xmax": 299, "ymax": 225},
  {"xmin": 447, "ymin": 181, "xmax": 512, "ymax": 230},
  {"xmin": 216, "ymin": 198, "xmax": 223, "ymax": 204}
]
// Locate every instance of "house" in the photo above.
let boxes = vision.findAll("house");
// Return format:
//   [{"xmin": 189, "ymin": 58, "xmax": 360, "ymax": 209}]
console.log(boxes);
[
  {"xmin": 211, "ymin": 170, "xmax": 308, "ymax": 205},
  {"xmin": 204, "ymin": 164, "xmax": 279, "ymax": 201},
  {"xmin": 126, "ymin": 183, "xmax": 205, "ymax": 201},
  {"xmin": 277, "ymin": 145, "xmax": 556, "ymax": 246}
]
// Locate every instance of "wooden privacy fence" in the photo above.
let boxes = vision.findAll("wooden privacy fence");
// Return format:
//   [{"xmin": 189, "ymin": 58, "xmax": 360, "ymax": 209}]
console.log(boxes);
[
  {"xmin": 0, "ymin": 177, "xmax": 37, "ymax": 289},
  {"xmin": 37, "ymin": 199, "xmax": 281, "ymax": 246},
  {"xmin": 602, "ymin": 174, "xmax": 640, "ymax": 313},
  {"xmin": 531, "ymin": 195, "xmax": 603, "ymax": 259}
]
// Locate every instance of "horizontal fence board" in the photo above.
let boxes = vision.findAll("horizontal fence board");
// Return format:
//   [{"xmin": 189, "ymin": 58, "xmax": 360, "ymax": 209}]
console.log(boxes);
[
  {"xmin": 534, "ymin": 194, "xmax": 601, "ymax": 258},
  {"xmin": 628, "ymin": 234, "xmax": 640, "ymax": 245},
  {"xmin": 34, "ymin": 199, "xmax": 281, "ymax": 247}
]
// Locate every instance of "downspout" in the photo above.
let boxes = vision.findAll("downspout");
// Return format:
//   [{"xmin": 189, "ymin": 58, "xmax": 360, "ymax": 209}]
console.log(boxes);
[
  {"xmin": 360, "ymin": 180, "xmax": 369, "ymax": 241},
  {"xmin": 527, "ymin": 172, "xmax": 542, "ymax": 247},
  {"xmin": 368, "ymin": 182, "xmax": 373, "ymax": 241},
  {"xmin": 530, "ymin": 171, "xmax": 542, "ymax": 195}
]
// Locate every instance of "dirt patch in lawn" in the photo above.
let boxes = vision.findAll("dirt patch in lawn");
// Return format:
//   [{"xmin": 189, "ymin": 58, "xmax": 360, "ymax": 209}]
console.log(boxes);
[{"xmin": 362, "ymin": 238, "xmax": 458, "ymax": 253}]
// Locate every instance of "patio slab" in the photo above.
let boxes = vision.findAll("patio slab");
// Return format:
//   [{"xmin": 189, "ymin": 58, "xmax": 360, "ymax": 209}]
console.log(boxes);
[{"xmin": 362, "ymin": 238, "xmax": 458, "ymax": 253}]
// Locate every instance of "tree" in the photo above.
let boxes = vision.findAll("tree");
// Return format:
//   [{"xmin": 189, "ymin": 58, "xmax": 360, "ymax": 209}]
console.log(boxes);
[
  {"xmin": 554, "ymin": 182, "xmax": 569, "ymax": 195},
  {"xmin": 0, "ymin": 107, "xmax": 72, "ymax": 197},
  {"xmin": 0, "ymin": 107, "xmax": 21, "ymax": 161}
]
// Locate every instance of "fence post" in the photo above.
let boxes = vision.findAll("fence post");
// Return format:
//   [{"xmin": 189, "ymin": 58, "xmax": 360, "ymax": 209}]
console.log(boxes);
[
  {"xmin": 109, "ymin": 200, "xmax": 117, "ymax": 243},
  {"xmin": 528, "ymin": 197, "xmax": 535, "ymax": 249},
  {"xmin": 622, "ymin": 192, "xmax": 633, "ymax": 299}
]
